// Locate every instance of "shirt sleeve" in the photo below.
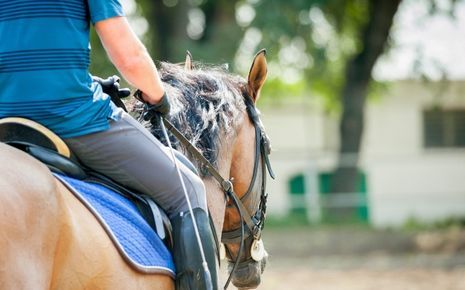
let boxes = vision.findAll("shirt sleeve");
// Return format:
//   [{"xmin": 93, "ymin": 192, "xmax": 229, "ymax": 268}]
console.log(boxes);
[{"xmin": 88, "ymin": 0, "xmax": 125, "ymax": 24}]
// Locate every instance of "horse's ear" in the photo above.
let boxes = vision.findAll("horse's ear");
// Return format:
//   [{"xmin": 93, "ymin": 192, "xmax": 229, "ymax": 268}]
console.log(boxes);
[
  {"xmin": 247, "ymin": 49, "xmax": 267, "ymax": 103},
  {"xmin": 185, "ymin": 50, "xmax": 193, "ymax": 71}
]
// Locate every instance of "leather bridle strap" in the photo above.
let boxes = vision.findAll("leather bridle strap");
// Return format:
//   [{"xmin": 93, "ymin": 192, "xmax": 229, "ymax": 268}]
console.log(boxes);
[
  {"xmin": 161, "ymin": 118, "xmax": 258, "ymax": 235},
  {"xmin": 221, "ymin": 124, "xmax": 263, "ymax": 243},
  {"xmin": 162, "ymin": 119, "xmax": 226, "ymax": 187},
  {"xmin": 221, "ymin": 97, "xmax": 274, "ymax": 244}
]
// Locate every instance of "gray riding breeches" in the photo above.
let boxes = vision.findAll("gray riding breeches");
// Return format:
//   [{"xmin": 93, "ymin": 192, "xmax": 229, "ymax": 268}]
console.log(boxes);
[{"xmin": 64, "ymin": 112, "xmax": 207, "ymax": 218}]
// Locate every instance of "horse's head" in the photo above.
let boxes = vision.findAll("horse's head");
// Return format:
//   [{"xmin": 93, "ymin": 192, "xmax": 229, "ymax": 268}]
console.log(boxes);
[
  {"xmin": 218, "ymin": 50, "xmax": 273, "ymax": 289},
  {"xmin": 141, "ymin": 50, "xmax": 273, "ymax": 289}
]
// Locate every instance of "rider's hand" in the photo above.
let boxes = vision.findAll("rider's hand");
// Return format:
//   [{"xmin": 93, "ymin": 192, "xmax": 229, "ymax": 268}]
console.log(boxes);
[
  {"xmin": 135, "ymin": 90, "xmax": 171, "ymax": 122},
  {"xmin": 145, "ymin": 92, "xmax": 171, "ymax": 117}
]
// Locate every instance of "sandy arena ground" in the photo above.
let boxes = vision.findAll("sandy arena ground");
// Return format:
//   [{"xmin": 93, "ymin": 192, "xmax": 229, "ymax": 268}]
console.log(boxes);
[
  {"xmin": 259, "ymin": 267, "xmax": 465, "ymax": 290},
  {"xmin": 222, "ymin": 227, "xmax": 465, "ymax": 290}
]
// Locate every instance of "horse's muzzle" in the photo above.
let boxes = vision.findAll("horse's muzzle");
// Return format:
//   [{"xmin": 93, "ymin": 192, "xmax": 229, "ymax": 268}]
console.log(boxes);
[{"xmin": 228, "ymin": 254, "xmax": 268, "ymax": 289}]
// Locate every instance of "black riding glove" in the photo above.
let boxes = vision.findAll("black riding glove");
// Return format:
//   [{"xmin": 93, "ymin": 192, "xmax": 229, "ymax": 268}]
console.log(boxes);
[
  {"xmin": 93, "ymin": 75, "xmax": 131, "ymax": 111},
  {"xmin": 93, "ymin": 75, "xmax": 120, "ymax": 97},
  {"xmin": 146, "ymin": 92, "xmax": 171, "ymax": 117},
  {"xmin": 134, "ymin": 90, "xmax": 171, "ymax": 124}
]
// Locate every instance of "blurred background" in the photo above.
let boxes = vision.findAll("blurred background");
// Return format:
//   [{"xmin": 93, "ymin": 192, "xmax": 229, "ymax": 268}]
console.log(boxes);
[{"xmin": 90, "ymin": 0, "xmax": 465, "ymax": 289}]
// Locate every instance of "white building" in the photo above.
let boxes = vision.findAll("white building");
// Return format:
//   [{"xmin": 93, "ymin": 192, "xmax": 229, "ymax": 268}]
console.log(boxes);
[{"xmin": 260, "ymin": 80, "xmax": 465, "ymax": 227}]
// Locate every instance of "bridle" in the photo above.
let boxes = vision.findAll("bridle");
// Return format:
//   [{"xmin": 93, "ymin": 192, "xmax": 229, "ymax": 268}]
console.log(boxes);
[
  {"xmin": 160, "ymin": 96, "xmax": 274, "ymax": 289},
  {"xmin": 221, "ymin": 96, "xmax": 275, "ymax": 288}
]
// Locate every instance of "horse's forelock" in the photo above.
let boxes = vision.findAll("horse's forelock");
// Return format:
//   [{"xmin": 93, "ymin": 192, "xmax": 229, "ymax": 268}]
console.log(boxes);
[{"xmin": 144, "ymin": 62, "xmax": 247, "ymax": 173}]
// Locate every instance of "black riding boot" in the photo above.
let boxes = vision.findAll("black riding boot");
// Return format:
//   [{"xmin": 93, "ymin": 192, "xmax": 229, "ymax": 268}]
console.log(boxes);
[{"xmin": 172, "ymin": 208, "xmax": 218, "ymax": 290}]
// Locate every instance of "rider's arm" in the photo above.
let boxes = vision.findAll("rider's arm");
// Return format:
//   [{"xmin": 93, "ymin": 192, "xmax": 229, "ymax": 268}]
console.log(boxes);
[{"xmin": 95, "ymin": 16, "xmax": 163, "ymax": 105}]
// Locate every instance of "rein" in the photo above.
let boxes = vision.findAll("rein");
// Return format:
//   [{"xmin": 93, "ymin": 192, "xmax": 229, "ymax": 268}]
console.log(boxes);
[{"xmin": 160, "ymin": 97, "xmax": 274, "ymax": 289}]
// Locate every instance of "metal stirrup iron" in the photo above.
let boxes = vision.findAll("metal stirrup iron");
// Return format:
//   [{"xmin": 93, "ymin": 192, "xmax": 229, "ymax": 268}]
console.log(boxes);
[{"xmin": 159, "ymin": 115, "xmax": 213, "ymax": 290}]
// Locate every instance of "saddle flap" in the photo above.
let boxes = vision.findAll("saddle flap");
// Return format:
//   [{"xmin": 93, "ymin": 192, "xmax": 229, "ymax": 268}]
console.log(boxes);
[{"xmin": 26, "ymin": 145, "xmax": 87, "ymax": 180}]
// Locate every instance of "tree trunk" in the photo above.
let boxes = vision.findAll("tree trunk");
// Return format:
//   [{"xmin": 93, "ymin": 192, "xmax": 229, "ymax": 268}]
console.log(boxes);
[
  {"xmin": 139, "ymin": 0, "xmax": 241, "ymax": 64},
  {"xmin": 146, "ymin": 0, "xmax": 190, "ymax": 61},
  {"xmin": 331, "ymin": 0, "xmax": 402, "ymax": 196}
]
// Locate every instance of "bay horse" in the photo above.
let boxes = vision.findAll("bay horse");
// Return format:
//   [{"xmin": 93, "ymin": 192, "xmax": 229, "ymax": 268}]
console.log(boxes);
[{"xmin": 0, "ymin": 50, "xmax": 271, "ymax": 289}]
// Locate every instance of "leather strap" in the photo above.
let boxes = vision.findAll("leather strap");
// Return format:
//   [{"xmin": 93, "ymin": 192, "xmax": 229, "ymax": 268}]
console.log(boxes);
[
  {"xmin": 162, "ymin": 118, "xmax": 259, "ymax": 237},
  {"xmin": 162, "ymin": 118, "xmax": 228, "ymax": 190}
]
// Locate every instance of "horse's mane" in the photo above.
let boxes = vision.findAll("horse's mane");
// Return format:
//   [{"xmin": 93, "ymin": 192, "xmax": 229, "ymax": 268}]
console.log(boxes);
[{"xmin": 132, "ymin": 62, "xmax": 248, "ymax": 174}]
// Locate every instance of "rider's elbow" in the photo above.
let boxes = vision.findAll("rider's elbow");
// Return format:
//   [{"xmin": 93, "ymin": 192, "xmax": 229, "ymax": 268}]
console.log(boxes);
[{"xmin": 114, "ymin": 47, "xmax": 147, "ymax": 74}]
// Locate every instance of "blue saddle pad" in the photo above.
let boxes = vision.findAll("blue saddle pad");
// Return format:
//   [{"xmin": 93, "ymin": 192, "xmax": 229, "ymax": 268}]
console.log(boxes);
[{"xmin": 54, "ymin": 174, "xmax": 175, "ymax": 277}]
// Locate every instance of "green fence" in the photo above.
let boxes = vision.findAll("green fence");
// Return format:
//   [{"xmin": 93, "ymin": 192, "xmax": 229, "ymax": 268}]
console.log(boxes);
[
  {"xmin": 288, "ymin": 174, "xmax": 308, "ymax": 221},
  {"xmin": 288, "ymin": 171, "xmax": 369, "ymax": 223}
]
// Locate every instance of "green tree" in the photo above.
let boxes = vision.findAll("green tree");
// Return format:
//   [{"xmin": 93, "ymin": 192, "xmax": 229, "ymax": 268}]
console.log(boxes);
[
  {"xmin": 254, "ymin": 0, "xmax": 461, "ymax": 196},
  {"xmin": 252, "ymin": 0, "xmax": 402, "ymax": 194},
  {"xmin": 332, "ymin": 0, "xmax": 401, "ymax": 193},
  {"xmin": 136, "ymin": 0, "xmax": 243, "ymax": 64}
]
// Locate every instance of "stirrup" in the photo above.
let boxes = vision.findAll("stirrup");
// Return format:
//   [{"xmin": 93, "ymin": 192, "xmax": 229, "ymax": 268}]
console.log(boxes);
[{"xmin": 172, "ymin": 208, "xmax": 218, "ymax": 290}]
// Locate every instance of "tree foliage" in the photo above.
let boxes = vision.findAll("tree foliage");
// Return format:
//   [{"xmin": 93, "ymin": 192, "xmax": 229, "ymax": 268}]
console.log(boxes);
[
  {"xmin": 249, "ymin": 0, "xmax": 402, "ymax": 195},
  {"xmin": 252, "ymin": 0, "xmax": 370, "ymax": 109}
]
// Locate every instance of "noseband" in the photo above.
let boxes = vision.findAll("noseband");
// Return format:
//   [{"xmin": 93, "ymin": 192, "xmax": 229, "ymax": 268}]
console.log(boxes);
[{"xmin": 162, "ymin": 96, "xmax": 274, "ymax": 289}]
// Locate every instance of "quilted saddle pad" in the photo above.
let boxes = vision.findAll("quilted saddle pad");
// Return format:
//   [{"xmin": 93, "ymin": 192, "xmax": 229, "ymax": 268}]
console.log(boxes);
[{"xmin": 54, "ymin": 173, "xmax": 175, "ymax": 277}]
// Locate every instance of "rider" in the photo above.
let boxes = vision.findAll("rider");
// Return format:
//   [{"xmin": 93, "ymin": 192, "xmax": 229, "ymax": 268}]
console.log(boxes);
[{"xmin": 0, "ymin": 1, "xmax": 218, "ymax": 289}]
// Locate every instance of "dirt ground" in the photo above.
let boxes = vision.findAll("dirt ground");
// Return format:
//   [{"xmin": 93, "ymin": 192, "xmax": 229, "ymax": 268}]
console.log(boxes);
[
  {"xmin": 222, "ymin": 227, "xmax": 465, "ymax": 290},
  {"xmin": 259, "ymin": 267, "xmax": 465, "ymax": 290}
]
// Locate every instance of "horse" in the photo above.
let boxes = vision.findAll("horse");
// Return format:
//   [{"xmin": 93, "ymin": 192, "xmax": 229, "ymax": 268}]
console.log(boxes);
[{"xmin": 0, "ymin": 49, "xmax": 271, "ymax": 290}]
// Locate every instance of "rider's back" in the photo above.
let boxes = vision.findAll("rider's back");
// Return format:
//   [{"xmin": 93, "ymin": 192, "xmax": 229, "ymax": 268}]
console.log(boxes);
[{"xmin": 0, "ymin": 0, "xmax": 123, "ymax": 138}]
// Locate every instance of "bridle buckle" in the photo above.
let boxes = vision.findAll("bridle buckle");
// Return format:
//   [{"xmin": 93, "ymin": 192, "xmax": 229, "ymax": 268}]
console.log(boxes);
[{"xmin": 221, "ymin": 179, "xmax": 234, "ymax": 192}]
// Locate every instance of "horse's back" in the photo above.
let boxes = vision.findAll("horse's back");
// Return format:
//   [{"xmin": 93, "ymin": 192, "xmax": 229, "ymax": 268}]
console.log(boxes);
[{"xmin": 0, "ymin": 143, "xmax": 173, "ymax": 290}]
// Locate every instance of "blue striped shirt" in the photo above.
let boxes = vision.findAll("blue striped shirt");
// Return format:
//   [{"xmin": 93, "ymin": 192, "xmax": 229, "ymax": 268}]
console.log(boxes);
[{"xmin": 0, "ymin": 0, "xmax": 124, "ymax": 138}]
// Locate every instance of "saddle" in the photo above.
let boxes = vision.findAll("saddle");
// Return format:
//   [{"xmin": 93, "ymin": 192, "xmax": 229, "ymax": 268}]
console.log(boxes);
[{"xmin": 0, "ymin": 116, "xmax": 174, "ymax": 249}]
